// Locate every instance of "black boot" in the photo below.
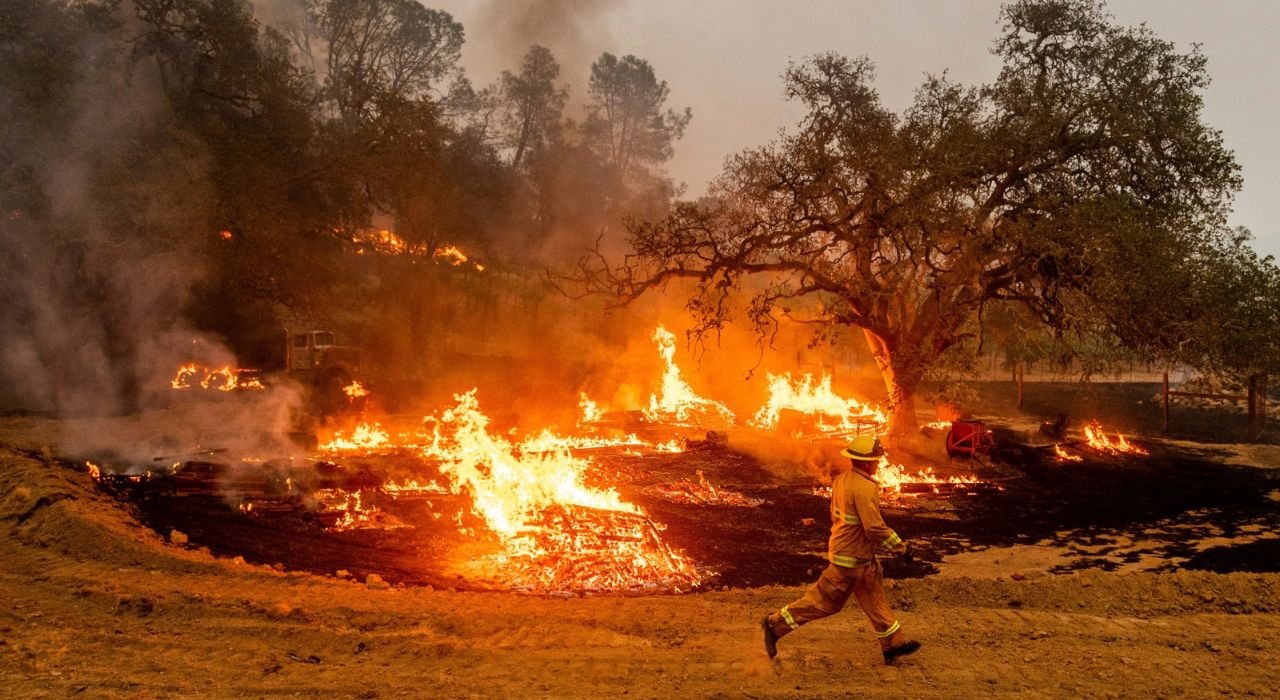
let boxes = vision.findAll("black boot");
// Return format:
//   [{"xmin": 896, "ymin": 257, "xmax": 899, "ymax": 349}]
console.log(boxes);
[
  {"xmin": 882, "ymin": 640, "xmax": 921, "ymax": 664},
  {"xmin": 761, "ymin": 615, "xmax": 779, "ymax": 659}
]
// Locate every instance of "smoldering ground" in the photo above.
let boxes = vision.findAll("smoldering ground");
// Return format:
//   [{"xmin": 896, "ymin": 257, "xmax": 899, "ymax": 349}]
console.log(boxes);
[{"xmin": 0, "ymin": 0, "xmax": 304, "ymax": 461}]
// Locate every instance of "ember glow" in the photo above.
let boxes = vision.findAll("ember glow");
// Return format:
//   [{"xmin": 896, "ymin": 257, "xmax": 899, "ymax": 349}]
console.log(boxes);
[
  {"xmin": 320, "ymin": 423, "xmax": 392, "ymax": 452},
  {"xmin": 343, "ymin": 380, "xmax": 369, "ymax": 399},
  {"xmin": 643, "ymin": 326, "xmax": 735, "ymax": 426},
  {"xmin": 645, "ymin": 470, "xmax": 764, "ymax": 507},
  {"xmin": 874, "ymin": 458, "xmax": 984, "ymax": 495},
  {"xmin": 519, "ymin": 429, "xmax": 654, "ymax": 454},
  {"xmin": 1082, "ymin": 421, "xmax": 1149, "ymax": 456},
  {"xmin": 170, "ymin": 363, "xmax": 263, "ymax": 391},
  {"xmin": 170, "ymin": 363, "xmax": 200, "ymax": 389},
  {"xmin": 345, "ymin": 229, "xmax": 484, "ymax": 270},
  {"xmin": 433, "ymin": 244, "xmax": 470, "ymax": 266},
  {"xmin": 350, "ymin": 228, "xmax": 423, "ymax": 256},
  {"xmin": 200, "ymin": 366, "xmax": 237, "ymax": 391},
  {"xmin": 751, "ymin": 372, "xmax": 887, "ymax": 437},
  {"xmin": 578, "ymin": 392, "xmax": 602, "ymax": 424},
  {"xmin": 1054, "ymin": 444, "xmax": 1084, "ymax": 463},
  {"xmin": 815, "ymin": 458, "xmax": 985, "ymax": 499},
  {"xmin": 421, "ymin": 391, "xmax": 702, "ymax": 592},
  {"xmin": 380, "ymin": 478, "xmax": 448, "ymax": 497},
  {"xmin": 316, "ymin": 489, "xmax": 407, "ymax": 531}
]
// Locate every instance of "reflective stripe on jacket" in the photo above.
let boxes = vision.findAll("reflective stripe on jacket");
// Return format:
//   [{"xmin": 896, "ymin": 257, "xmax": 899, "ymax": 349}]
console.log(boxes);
[{"xmin": 828, "ymin": 466, "xmax": 903, "ymax": 567}]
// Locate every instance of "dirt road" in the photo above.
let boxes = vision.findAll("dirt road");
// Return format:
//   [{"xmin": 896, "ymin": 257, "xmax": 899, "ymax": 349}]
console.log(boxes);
[{"xmin": 3, "ymin": 447, "xmax": 1278, "ymax": 698}]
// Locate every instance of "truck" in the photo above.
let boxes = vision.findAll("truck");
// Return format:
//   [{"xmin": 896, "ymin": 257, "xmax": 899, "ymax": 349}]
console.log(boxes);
[{"xmin": 286, "ymin": 330, "xmax": 364, "ymax": 413}]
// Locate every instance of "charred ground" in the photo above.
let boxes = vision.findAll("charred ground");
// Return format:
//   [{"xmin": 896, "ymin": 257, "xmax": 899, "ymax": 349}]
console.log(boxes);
[{"xmin": 85, "ymin": 382, "xmax": 1280, "ymax": 592}]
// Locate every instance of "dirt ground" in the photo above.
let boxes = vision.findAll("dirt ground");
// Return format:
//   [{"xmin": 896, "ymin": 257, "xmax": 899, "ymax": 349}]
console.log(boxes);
[{"xmin": 4, "ymin": 417, "xmax": 1280, "ymax": 698}]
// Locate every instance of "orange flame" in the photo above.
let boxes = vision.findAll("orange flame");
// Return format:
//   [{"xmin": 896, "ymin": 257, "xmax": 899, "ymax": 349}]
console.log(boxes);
[
  {"xmin": 381, "ymin": 478, "xmax": 448, "ymax": 497},
  {"xmin": 343, "ymin": 381, "xmax": 369, "ymax": 399},
  {"xmin": 433, "ymin": 245, "xmax": 469, "ymax": 266},
  {"xmin": 1053, "ymin": 444, "xmax": 1083, "ymax": 462},
  {"xmin": 751, "ymin": 372, "xmax": 887, "ymax": 437},
  {"xmin": 170, "ymin": 364, "xmax": 200, "ymax": 389},
  {"xmin": 420, "ymin": 391, "xmax": 702, "ymax": 591},
  {"xmin": 200, "ymin": 366, "xmax": 239, "ymax": 391},
  {"xmin": 643, "ymin": 326, "xmax": 735, "ymax": 426},
  {"xmin": 320, "ymin": 423, "xmax": 391, "ymax": 452},
  {"xmin": 1082, "ymin": 421, "xmax": 1149, "ymax": 456},
  {"xmin": 315, "ymin": 489, "xmax": 407, "ymax": 531},
  {"xmin": 170, "ymin": 364, "xmax": 262, "ymax": 391},
  {"xmin": 578, "ymin": 393, "xmax": 602, "ymax": 424},
  {"xmin": 873, "ymin": 457, "xmax": 983, "ymax": 495},
  {"xmin": 519, "ymin": 429, "xmax": 651, "ymax": 453},
  {"xmin": 815, "ymin": 458, "xmax": 984, "ymax": 499}
]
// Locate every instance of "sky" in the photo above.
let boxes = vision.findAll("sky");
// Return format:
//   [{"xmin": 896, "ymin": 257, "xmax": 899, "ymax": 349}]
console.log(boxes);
[{"xmin": 430, "ymin": 0, "xmax": 1280, "ymax": 259}]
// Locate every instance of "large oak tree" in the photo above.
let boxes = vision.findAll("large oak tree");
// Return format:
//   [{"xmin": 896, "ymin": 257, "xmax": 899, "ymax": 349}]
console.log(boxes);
[{"xmin": 577, "ymin": 0, "xmax": 1245, "ymax": 433}]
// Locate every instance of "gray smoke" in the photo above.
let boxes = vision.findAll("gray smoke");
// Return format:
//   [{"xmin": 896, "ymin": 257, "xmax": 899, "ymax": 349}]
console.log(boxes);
[
  {"xmin": 463, "ymin": 0, "xmax": 619, "ymax": 101},
  {"xmin": 0, "ymin": 1, "xmax": 303, "ymax": 462}
]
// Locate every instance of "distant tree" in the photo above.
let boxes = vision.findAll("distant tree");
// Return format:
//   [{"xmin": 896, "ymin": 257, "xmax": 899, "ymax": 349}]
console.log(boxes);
[
  {"xmin": 308, "ymin": 0, "xmax": 463, "ymax": 123},
  {"xmin": 1171, "ymin": 229, "xmax": 1280, "ymax": 380},
  {"xmin": 575, "ymin": 0, "xmax": 1247, "ymax": 433},
  {"xmin": 583, "ymin": 52, "xmax": 691, "ymax": 186},
  {"xmin": 496, "ymin": 45, "xmax": 568, "ymax": 171}
]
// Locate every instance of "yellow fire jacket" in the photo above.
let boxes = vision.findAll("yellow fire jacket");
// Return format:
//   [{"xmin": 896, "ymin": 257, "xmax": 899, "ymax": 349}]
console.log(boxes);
[{"xmin": 828, "ymin": 466, "xmax": 904, "ymax": 568}]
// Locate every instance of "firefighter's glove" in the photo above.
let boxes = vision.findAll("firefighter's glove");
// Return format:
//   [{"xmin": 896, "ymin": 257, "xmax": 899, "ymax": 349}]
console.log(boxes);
[{"xmin": 901, "ymin": 543, "xmax": 914, "ymax": 564}]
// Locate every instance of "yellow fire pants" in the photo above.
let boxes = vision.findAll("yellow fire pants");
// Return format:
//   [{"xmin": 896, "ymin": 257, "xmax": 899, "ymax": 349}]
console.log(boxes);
[{"xmin": 767, "ymin": 559, "xmax": 905, "ymax": 650}]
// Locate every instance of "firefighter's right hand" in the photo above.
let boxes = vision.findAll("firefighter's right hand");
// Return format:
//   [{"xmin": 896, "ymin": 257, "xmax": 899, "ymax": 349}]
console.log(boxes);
[{"xmin": 901, "ymin": 543, "xmax": 914, "ymax": 564}]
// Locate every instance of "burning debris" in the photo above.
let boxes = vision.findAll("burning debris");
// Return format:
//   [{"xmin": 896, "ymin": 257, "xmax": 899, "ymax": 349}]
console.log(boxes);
[
  {"xmin": 644, "ymin": 470, "xmax": 765, "ymax": 507},
  {"xmin": 380, "ymin": 478, "xmax": 449, "ymax": 497},
  {"xmin": 433, "ymin": 244, "xmax": 483, "ymax": 270},
  {"xmin": 642, "ymin": 326, "xmax": 735, "ymax": 427},
  {"xmin": 419, "ymin": 391, "xmax": 704, "ymax": 592},
  {"xmin": 98, "ymin": 325, "xmax": 1011, "ymax": 594},
  {"xmin": 1053, "ymin": 444, "xmax": 1084, "ymax": 463},
  {"xmin": 578, "ymin": 393, "xmax": 603, "ymax": 425},
  {"xmin": 170, "ymin": 364, "xmax": 264, "ymax": 391},
  {"xmin": 499, "ymin": 505, "xmax": 698, "ymax": 592},
  {"xmin": 344, "ymin": 229, "xmax": 485, "ymax": 271},
  {"xmin": 320, "ymin": 423, "xmax": 392, "ymax": 453},
  {"xmin": 314, "ymin": 489, "xmax": 408, "ymax": 531},
  {"xmin": 751, "ymin": 372, "xmax": 888, "ymax": 438},
  {"xmin": 1083, "ymin": 421, "xmax": 1149, "ymax": 456},
  {"xmin": 814, "ymin": 457, "xmax": 989, "ymax": 500}
]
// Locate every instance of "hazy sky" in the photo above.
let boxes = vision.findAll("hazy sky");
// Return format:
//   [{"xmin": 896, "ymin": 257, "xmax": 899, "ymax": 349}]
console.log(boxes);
[{"xmin": 431, "ymin": 0, "xmax": 1280, "ymax": 258}]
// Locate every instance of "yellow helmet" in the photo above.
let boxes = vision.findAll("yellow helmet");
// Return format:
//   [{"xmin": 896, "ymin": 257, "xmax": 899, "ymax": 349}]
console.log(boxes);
[{"xmin": 839, "ymin": 434, "xmax": 885, "ymax": 461}]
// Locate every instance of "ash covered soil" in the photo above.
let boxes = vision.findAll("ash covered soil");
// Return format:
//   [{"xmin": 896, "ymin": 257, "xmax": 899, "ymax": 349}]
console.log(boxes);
[{"xmin": 2, "ymin": 397, "xmax": 1280, "ymax": 698}]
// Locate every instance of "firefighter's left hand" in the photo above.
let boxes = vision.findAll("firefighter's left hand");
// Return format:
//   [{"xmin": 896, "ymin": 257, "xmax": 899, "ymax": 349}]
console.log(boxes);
[{"xmin": 901, "ymin": 543, "xmax": 914, "ymax": 564}]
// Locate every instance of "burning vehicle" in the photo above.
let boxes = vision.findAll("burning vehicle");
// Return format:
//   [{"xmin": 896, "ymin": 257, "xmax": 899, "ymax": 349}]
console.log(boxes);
[{"xmin": 167, "ymin": 329, "xmax": 363, "ymax": 414}]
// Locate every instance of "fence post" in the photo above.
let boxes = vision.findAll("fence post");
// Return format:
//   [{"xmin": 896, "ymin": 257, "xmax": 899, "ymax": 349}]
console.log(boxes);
[
  {"xmin": 1015, "ymin": 362, "xmax": 1024, "ymax": 409},
  {"xmin": 1248, "ymin": 374, "xmax": 1267, "ymax": 441},
  {"xmin": 1162, "ymin": 371, "xmax": 1170, "ymax": 434}
]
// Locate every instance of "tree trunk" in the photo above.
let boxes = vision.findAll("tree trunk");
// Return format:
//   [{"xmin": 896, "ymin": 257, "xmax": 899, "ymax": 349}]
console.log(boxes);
[{"xmin": 862, "ymin": 328, "xmax": 920, "ymax": 436}]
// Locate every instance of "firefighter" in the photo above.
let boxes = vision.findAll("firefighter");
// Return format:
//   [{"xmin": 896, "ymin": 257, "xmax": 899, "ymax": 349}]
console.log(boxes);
[{"xmin": 761, "ymin": 434, "xmax": 922, "ymax": 664}]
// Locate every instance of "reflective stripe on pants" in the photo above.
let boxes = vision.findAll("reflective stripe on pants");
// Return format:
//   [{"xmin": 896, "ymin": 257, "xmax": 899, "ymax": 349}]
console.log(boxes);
[{"xmin": 768, "ymin": 559, "xmax": 906, "ymax": 649}]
